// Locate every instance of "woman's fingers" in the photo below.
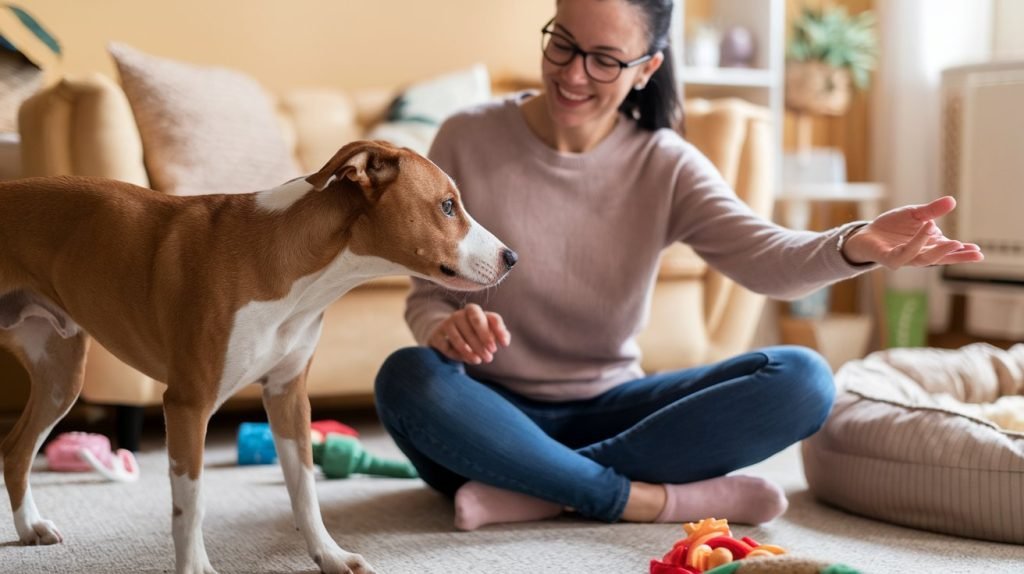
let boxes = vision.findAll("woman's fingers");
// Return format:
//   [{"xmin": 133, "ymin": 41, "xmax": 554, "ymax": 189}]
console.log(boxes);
[
  {"xmin": 464, "ymin": 304, "xmax": 497, "ymax": 355},
  {"xmin": 443, "ymin": 323, "xmax": 480, "ymax": 363},
  {"xmin": 885, "ymin": 220, "xmax": 935, "ymax": 268},
  {"xmin": 430, "ymin": 307, "xmax": 511, "ymax": 365},
  {"xmin": 910, "ymin": 195, "xmax": 956, "ymax": 222},
  {"xmin": 933, "ymin": 247, "xmax": 985, "ymax": 266},
  {"xmin": 451, "ymin": 314, "xmax": 490, "ymax": 363},
  {"xmin": 910, "ymin": 240, "xmax": 964, "ymax": 267},
  {"xmin": 487, "ymin": 312, "xmax": 511, "ymax": 347},
  {"xmin": 428, "ymin": 323, "xmax": 461, "ymax": 361}
]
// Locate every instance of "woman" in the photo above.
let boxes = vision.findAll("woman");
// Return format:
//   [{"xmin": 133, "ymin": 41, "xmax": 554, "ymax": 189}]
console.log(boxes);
[{"xmin": 374, "ymin": 0, "xmax": 982, "ymax": 531}]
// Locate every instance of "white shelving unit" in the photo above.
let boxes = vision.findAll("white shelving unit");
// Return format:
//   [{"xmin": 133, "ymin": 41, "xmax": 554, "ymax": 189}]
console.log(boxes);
[{"xmin": 672, "ymin": 0, "xmax": 786, "ymax": 191}]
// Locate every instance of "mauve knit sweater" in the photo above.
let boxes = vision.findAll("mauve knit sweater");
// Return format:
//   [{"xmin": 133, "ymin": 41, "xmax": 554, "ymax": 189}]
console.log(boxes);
[{"xmin": 406, "ymin": 94, "xmax": 871, "ymax": 401}]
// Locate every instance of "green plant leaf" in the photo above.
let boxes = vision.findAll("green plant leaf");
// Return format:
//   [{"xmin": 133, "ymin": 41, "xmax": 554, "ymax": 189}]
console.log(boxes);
[{"xmin": 785, "ymin": 5, "xmax": 878, "ymax": 91}]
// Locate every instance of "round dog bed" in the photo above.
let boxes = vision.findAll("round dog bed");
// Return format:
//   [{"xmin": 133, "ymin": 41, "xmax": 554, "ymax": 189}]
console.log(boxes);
[{"xmin": 802, "ymin": 343, "xmax": 1024, "ymax": 544}]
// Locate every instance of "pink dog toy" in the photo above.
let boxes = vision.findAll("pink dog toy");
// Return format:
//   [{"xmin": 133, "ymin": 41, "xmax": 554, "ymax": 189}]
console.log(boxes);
[{"xmin": 45, "ymin": 432, "xmax": 139, "ymax": 482}]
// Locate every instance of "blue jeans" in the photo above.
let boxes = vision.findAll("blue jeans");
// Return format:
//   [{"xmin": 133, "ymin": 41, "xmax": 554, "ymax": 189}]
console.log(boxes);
[{"xmin": 374, "ymin": 345, "xmax": 834, "ymax": 523}]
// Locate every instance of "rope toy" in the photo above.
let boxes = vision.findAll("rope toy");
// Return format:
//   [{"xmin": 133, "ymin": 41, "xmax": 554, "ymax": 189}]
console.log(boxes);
[{"xmin": 45, "ymin": 432, "xmax": 139, "ymax": 483}]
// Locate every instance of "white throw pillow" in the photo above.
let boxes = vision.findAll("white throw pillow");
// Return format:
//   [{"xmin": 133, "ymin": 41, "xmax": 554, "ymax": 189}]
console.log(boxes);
[
  {"xmin": 366, "ymin": 64, "xmax": 490, "ymax": 155},
  {"xmin": 109, "ymin": 42, "xmax": 300, "ymax": 195}
]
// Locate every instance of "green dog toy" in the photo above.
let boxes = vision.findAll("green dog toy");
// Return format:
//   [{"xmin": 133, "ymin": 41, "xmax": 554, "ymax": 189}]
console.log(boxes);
[{"xmin": 312, "ymin": 434, "xmax": 418, "ymax": 479}]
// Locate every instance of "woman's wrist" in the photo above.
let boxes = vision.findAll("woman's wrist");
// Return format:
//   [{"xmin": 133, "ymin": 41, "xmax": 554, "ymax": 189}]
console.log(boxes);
[{"xmin": 837, "ymin": 222, "xmax": 873, "ymax": 266}]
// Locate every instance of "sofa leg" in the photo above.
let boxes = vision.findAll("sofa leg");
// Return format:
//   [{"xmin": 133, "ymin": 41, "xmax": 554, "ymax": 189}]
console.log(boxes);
[{"xmin": 115, "ymin": 405, "xmax": 145, "ymax": 452}]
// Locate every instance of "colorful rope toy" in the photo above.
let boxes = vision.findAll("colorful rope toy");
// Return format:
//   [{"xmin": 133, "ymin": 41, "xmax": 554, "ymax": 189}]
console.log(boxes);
[{"xmin": 650, "ymin": 518, "xmax": 786, "ymax": 574}]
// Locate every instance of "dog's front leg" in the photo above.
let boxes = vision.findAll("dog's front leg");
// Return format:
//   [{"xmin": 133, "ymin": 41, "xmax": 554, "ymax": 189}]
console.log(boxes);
[
  {"xmin": 164, "ymin": 394, "xmax": 217, "ymax": 574},
  {"xmin": 263, "ymin": 366, "xmax": 375, "ymax": 574}
]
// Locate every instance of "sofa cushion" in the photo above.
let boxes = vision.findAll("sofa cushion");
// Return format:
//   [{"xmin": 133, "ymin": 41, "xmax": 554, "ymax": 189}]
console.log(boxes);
[
  {"xmin": 366, "ymin": 64, "xmax": 490, "ymax": 155},
  {"xmin": 109, "ymin": 42, "xmax": 300, "ymax": 195}
]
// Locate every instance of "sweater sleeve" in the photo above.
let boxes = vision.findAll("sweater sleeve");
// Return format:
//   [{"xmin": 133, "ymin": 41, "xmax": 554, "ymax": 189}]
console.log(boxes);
[
  {"xmin": 667, "ymin": 141, "xmax": 877, "ymax": 300},
  {"xmin": 403, "ymin": 118, "xmax": 463, "ymax": 344}
]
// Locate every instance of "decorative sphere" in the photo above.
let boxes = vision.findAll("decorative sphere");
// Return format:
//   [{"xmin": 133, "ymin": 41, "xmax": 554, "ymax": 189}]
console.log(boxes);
[{"xmin": 719, "ymin": 26, "xmax": 756, "ymax": 68}]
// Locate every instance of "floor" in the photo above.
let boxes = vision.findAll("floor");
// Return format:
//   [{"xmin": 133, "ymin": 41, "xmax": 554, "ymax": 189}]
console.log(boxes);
[{"xmin": 1, "ymin": 405, "xmax": 1022, "ymax": 573}]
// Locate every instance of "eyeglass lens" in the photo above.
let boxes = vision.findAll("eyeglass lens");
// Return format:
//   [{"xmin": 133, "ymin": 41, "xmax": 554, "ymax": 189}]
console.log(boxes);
[{"xmin": 541, "ymin": 31, "xmax": 625, "ymax": 83}]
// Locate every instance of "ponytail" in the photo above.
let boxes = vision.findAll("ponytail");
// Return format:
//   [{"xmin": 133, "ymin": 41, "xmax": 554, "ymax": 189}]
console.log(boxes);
[
  {"xmin": 618, "ymin": 0, "xmax": 684, "ymax": 133},
  {"xmin": 619, "ymin": 48, "xmax": 683, "ymax": 133}
]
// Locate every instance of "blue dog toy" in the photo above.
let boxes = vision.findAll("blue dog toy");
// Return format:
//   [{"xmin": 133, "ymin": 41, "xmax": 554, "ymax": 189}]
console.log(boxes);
[{"xmin": 237, "ymin": 422, "xmax": 277, "ymax": 465}]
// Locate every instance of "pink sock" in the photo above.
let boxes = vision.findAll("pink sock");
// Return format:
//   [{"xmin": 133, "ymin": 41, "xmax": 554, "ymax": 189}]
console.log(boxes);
[
  {"xmin": 655, "ymin": 475, "xmax": 788, "ymax": 525},
  {"xmin": 453, "ymin": 481, "xmax": 563, "ymax": 531}
]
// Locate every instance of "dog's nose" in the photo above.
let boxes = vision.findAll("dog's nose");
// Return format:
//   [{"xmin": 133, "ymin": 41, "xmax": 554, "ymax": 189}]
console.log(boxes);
[{"xmin": 502, "ymin": 248, "xmax": 518, "ymax": 270}]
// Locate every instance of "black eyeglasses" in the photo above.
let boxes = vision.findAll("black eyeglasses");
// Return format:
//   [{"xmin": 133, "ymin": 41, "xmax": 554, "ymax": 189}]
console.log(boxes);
[{"xmin": 541, "ymin": 18, "xmax": 653, "ymax": 83}]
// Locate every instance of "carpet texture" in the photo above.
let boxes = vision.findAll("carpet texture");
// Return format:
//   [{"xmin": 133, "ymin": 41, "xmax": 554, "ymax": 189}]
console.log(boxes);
[{"xmin": 2, "ymin": 418, "xmax": 1022, "ymax": 573}]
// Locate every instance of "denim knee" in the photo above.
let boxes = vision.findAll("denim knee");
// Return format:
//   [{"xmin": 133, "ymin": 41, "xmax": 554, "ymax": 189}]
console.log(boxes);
[
  {"xmin": 768, "ymin": 345, "xmax": 836, "ymax": 436},
  {"xmin": 374, "ymin": 346, "xmax": 436, "ymax": 420}
]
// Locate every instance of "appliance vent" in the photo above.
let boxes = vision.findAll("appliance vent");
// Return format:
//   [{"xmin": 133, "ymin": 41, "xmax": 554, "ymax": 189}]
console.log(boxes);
[{"xmin": 940, "ymin": 61, "xmax": 1024, "ymax": 284}]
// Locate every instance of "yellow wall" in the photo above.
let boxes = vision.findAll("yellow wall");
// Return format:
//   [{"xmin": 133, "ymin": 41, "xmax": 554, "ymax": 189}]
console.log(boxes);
[{"xmin": 18, "ymin": 0, "xmax": 553, "ymax": 90}]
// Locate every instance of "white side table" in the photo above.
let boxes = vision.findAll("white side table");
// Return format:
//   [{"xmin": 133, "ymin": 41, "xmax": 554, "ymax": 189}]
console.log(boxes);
[
  {"xmin": 774, "ymin": 182, "xmax": 889, "ymax": 363},
  {"xmin": 0, "ymin": 132, "xmax": 21, "ymax": 181},
  {"xmin": 774, "ymin": 182, "xmax": 885, "ymax": 231}
]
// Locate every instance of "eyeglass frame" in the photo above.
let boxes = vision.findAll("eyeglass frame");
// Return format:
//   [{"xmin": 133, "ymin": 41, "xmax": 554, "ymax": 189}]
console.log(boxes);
[{"xmin": 540, "ymin": 18, "xmax": 654, "ymax": 84}]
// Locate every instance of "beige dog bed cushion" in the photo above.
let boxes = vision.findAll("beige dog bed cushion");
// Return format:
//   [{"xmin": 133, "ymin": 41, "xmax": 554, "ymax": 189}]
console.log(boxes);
[{"xmin": 803, "ymin": 343, "xmax": 1024, "ymax": 544}]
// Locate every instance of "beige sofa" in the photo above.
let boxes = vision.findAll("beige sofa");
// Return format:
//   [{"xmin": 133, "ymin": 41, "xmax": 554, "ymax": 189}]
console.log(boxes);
[{"xmin": 14, "ymin": 74, "xmax": 773, "ymax": 414}]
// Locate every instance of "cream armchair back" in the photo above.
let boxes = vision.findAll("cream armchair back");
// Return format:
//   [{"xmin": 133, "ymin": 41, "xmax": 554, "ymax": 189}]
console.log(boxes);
[{"xmin": 15, "ymin": 74, "xmax": 773, "ymax": 409}]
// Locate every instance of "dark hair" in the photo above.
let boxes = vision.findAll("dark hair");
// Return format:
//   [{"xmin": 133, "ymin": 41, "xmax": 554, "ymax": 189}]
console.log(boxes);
[{"xmin": 618, "ymin": 0, "xmax": 683, "ymax": 133}]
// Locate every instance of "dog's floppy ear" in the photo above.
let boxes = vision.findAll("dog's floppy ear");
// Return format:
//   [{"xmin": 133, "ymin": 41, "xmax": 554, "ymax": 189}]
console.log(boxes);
[{"xmin": 305, "ymin": 140, "xmax": 400, "ymax": 200}]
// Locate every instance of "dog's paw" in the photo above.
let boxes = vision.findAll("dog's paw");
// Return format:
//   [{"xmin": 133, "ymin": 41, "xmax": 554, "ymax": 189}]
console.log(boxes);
[
  {"xmin": 19, "ymin": 519, "xmax": 63, "ymax": 546},
  {"xmin": 175, "ymin": 562, "xmax": 218, "ymax": 574},
  {"xmin": 314, "ymin": 550, "xmax": 375, "ymax": 574}
]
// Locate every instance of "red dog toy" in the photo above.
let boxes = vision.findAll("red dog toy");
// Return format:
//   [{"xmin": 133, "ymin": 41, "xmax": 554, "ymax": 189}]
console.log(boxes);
[{"xmin": 651, "ymin": 518, "xmax": 786, "ymax": 573}]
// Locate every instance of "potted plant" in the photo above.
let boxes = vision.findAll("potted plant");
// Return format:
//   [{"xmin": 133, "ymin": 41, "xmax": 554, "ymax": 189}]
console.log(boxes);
[{"xmin": 785, "ymin": 6, "xmax": 878, "ymax": 116}]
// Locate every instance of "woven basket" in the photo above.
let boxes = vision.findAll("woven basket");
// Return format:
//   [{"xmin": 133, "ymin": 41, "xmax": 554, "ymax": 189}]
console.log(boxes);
[
  {"xmin": 785, "ymin": 60, "xmax": 852, "ymax": 117},
  {"xmin": 0, "ymin": 49, "xmax": 43, "ymax": 132}
]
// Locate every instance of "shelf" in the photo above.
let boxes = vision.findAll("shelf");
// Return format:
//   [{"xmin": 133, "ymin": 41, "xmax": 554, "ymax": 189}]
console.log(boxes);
[
  {"xmin": 680, "ymin": 66, "xmax": 777, "ymax": 88},
  {"xmin": 776, "ymin": 182, "xmax": 886, "ymax": 202},
  {"xmin": 675, "ymin": 0, "xmax": 786, "ymax": 191},
  {"xmin": 779, "ymin": 313, "xmax": 874, "ymax": 371}
]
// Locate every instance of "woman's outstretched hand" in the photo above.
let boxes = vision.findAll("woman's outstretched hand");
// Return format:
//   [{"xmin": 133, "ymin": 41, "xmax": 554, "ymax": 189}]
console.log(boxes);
[
  {"xmin": 841, "ymin": 196, "xmax": 984, "ymax": 270},
  {"xmin": 428, "ymin": 304, "xmax": 510, "ymax": 365}
]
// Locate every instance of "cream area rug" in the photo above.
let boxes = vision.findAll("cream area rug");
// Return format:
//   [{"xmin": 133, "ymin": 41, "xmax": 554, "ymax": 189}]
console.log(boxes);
[{"xmin": 2, "ymin": 415, "xmax": 1022, "ymax": 573}]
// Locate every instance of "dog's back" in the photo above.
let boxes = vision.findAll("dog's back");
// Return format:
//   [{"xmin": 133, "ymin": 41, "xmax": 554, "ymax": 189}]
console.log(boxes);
[{"xmin": 0, "ymin": 177, "xmax": 173, "ymax": 287}]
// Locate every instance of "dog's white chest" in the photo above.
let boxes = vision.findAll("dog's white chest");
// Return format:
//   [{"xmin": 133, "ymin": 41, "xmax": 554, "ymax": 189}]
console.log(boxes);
[
  {"xmin": 219, "ymin": 302, "xmax": 323, "ymax": 401},
  {"xmin": 216, "ymin": 250, "xmax": 408, "ymax": 401}
]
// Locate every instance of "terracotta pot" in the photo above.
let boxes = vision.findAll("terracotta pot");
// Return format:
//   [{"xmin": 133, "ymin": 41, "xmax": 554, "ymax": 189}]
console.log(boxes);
[{"xmin": 785, "ymin": 60, "xmax": 853, "ymax": 116}]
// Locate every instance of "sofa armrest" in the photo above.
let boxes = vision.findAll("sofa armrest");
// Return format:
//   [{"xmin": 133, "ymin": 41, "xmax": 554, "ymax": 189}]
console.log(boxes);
[{"xmin": 18, "ymin": 73, "xmax": 149, "ymax": 186}]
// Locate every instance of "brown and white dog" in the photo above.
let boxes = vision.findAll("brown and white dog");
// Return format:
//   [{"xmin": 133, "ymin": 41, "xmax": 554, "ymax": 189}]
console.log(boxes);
[{"xmin": 0, "ymin": 140, "xmax": 517, "ymax": 574}]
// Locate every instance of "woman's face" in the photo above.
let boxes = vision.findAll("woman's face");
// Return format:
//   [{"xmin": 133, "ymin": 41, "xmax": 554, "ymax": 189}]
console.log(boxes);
[{"xmin": 541, "ymin": 0, "xmax": 663, "ymax": 133}]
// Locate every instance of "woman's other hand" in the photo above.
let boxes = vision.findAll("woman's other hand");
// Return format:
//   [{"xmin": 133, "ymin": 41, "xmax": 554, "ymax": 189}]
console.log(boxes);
[
  {"xmin": 428, "ymin": 304, "xmax": 511, "ymax": 364},
  {"xmin": 841, "ymin": 196, "xmax": 985, "ymax": 269}
]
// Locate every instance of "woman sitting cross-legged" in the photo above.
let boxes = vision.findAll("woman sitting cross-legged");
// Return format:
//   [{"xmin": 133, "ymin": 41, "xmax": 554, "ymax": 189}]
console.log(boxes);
[{"xmin": 374, "ymin": 0, "xmax": 983, "ymax": 531}]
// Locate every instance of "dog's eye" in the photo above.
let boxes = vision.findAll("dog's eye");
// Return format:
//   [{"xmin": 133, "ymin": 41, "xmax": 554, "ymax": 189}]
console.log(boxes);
[{"xmin": 441, "ymin": 198, "xmax": 455, "ymax": 217}]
